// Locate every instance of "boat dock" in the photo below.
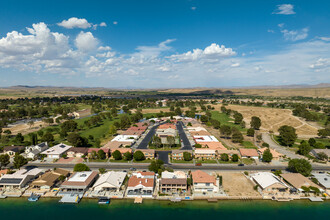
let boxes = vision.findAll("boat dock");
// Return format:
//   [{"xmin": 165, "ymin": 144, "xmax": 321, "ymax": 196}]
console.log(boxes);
[
  {"xmin": 309, "ymin": 197, "xmax": 323, "ymax": 202},
  {"xmin": 59, "ymin": 194, "xmax": 81, "ymax": 204},
  {"xmin": 134, "ymin": 197, "xmax": 143, "ymax": 204}
]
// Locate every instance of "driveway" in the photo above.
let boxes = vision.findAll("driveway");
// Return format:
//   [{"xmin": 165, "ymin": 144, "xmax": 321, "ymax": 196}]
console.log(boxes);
[
  {"xmin": 176, "ymin": 121, "xmax": 192, "ymax": 150},
  {"xmin": 262, "ymin": 133, "xmax": 304, "ymax": 159},
  {"xmin": 156, "ymin": 151, "xmax": 171, "ymax": 164}
]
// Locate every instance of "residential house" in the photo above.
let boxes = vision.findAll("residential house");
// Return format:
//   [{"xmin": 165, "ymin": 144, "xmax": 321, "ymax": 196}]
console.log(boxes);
[
  {"xmin": 126, "ymin": 172, "xmax": 155, "ymax": 198},
  {"xmin": 158, "ymin": 123, "xmax": 176, "ymax": 130},
  {"xmin": 60, "ymin": 171, "xmax": 99, "ymax": 193},
  {"xmin": 171, "ymin": 150, "xmax": 193, "ymax": 160},
  {"xmin": 258, "ymin": 148, "xmax": 283, "ymax": 160},
  {"xmin": 41, "ymin": 143, "xmax": 73, "ymax": 159},
  {"xmin": 111, "ymin": 135, "xmax": 138, "ymax": 144},
  {"xmin": 250, "ymin": 172, "xmax": 288, "ymax": 195},
  {"xmin": 156, "ymin": 128, "xmax": 178, "ymax": 144},
  {"xmin": 139, "ymin": 149, "xmax": 155, "ymax": 160},
  {"xmin": 23, "ymin": 142, "xmax": 49, "ymax": 159},
  {"xmin": 193, "ymin": 135, "xmax": 218, "ymax": 143},
  {"xmin": 280, "ymin": 173, "xmax": 323, "ymax": 193},
  {"xmin": 0, "ymin": 168, "xmax": 42, "ymax": 189},
  {"xmin": 2, "ymin": 146, "xmax": 25, "ymax": 157},
  {"xmin": 0, "ymin": 169, "xmax": 8, "ymax": 177},
  {"xmin": 312, "ymin": 173, "xmax": 330, "ymax": 193},
  {"xmin": 102, "ymin": 141, "xmax": 125, "ymax": 150},
  {"xmin": 191, "ymin": 170, "xmax": 219, "ymax": 193},
  {"xmin": 159, "ymin": 171, "xmax": 187, "ymax": 194},
  {"xmin": 30, "ymin": 168, "xmax": 70, "ymax": 190},
  {"xmin": 92, "ymin": 171, "xmax": 127, "ymax": 192},
  {"xmin": 194, "ymin": 149, "xmax": 217, "ymax": 160},
  {"xmin": 67, "ymin": 147, "xmax": 88, "ymax": 158},
  {"xmin": 190, "ymin": 130, "xmax": 211, "ymax": 136},
  {"xmin": 110, "ymin": 148, "xmax": 132, "ymax": 159},
  {"xmin": 87, "ymin": 148, "xmax": 110, "ymax": 159},
  {"xmin": 200, "ymin": 142, "xmax": 226, "ymax": 150},
  {"xmin": 239, "ymin": 148, "xmax": 259, "ymax": 159}
]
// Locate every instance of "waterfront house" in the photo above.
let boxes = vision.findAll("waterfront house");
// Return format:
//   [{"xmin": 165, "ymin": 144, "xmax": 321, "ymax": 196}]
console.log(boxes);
[
  {"xmin": 41, "ymin": 143, "xmax": 72, "ymax": 159},
  {"xmin": 194, "ymin": 149, "xmax": 217, "ymax": 160},
  {"xmin": 60, "ymin": 171, "xmax": 98, "ymax": 193},
  {"xmin": 250, "ymin": 172, "xmax": 288, "ymax": 195},
  {"xmin": 312, "ymin": 173, "xmax": 330, "ymax": 193},
  {"xmin": 258, "ymin": 148, "xmax": 283, "ymax": 161},
  {"xmin": 191, "ymin": 170, "xmax": 219, "ymax": 193},
  {"xmin": 159, "ymin": 171, "xmax": 187, "ymax": 194},
  {"xmin": 92, "ymin": 171, "xmax": 127, "ymax": 192},
  {"xmin": 280, "ymin": 173, "xmax": 323, "ymax": 193},
  {"xmin": 126, "ymin": 172, "xmax": 155, "ymax": 198},
  {"xmin": 23, "ymin": 142, "xmax": 49, "ymax": 159},
  {"xmin": 2, "ymin": 145, "xmax": 25, "ymax": 157},
  {"xmin": 239, "ymin": 148, "xmax": 259, "ymax": 160},
  {"xmin": 139, "ymin": 149, "xmax": 155, "ymax": 160},
  {"xmin": 0, "ymin": 168, "xmax": 42, "ymax": 189},
  {"xmin": 171, "ymin": 150, "xmax": 193, "ymax": 160},
  {"xmin": 67, "ymin": 147, "xmax": 88, "ymax": 158},
  {"xmin": 30, "ymin": 168, "xmax": 70, "ymax": 190}
]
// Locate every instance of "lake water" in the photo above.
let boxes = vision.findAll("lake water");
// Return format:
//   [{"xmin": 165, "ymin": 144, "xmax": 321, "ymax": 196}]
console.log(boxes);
[{"xmin": 0, "ymin": 198, "xmax": 329, "ymax": 220}]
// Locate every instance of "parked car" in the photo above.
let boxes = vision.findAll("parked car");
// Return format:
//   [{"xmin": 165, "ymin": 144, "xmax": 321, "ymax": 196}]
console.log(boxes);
[
  {"xmin": 129, "ymin": 167, "xmax": 136, "ymax": 171},
  {"xmin": 238, "ymin": 163, "xmax": 244, "ymax": 166},
  {"xmin": 195, "ymin": 163, "xmax": 202, "ymax": 166}
]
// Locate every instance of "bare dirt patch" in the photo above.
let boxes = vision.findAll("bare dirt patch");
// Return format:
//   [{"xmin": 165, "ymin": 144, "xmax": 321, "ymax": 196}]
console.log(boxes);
[
  {"xmin": 4, "ymin": 121, "xmax": 48, "ymax": 135},
  {"xmin": 226, "ymin": 105, "xmax": 318, "ymax": 136},
  {"xmin": 217, "ymin": 172, "xmax": 260, "ymax": 197}
]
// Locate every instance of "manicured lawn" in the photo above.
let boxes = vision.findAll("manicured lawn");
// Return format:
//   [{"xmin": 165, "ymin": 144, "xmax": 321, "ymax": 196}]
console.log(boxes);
[
  {"xmin": 211, "ymin": 111, "xmax": 246, "ymax": 131},
  {"xmin": 133, "ymin": 159, "xmax": 153, "ymax": 163},
  {"xmin": 196, "ymin": 159, "xmax": 217, "ymax": 164},
  {"xmin": 89, "ymin": 159, "xmax": 108, "ymax": 162},
  {"xmin": 109, "ymin": 159, "xmax": 131, "ymax": 163},
  {"xmin": 242, "ymin": 158, "xmax": 255, "ymax": 165},
  {"xmin": 218, "ymin": 160, "xmax": 239, "ymax": 164},
  {"xmin": 171, "ymin": 160, "xmax": 194, "ymax": 164},
  {"xmin": 241, "ymin": 141, "xmax": 257, "ymax": 149}
]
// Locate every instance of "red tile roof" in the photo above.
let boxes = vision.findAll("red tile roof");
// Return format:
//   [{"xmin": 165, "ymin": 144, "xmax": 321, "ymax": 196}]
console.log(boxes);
[
  {"xmin": 158, "ymin": 123, "xmax": 176, "ymax": 130},
  {"xmin": 127, "ymin": 176, "xmax": 155, "ymax": 187},
  {"xmin": 191, "ymin": 170, "xmax": 216, "ymax": 185},
  {"xmin": 239, "ymin": 148, "xmax": 259, "ymax": 157}
]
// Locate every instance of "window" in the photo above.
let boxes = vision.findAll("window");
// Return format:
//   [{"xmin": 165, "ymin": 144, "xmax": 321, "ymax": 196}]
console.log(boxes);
[{"xmin": 205, "ymin": 183, "xmax": 210, "ymax": 186}]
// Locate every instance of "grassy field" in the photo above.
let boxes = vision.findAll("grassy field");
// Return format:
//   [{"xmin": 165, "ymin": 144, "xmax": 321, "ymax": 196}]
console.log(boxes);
[
  {"xmin": 196, "ymin": 159, "xmax": 218, "ymax": 164},
  {"xmin": 242, "ymin": 158, "xmax": 255, "ymax": 165},
  {"xmin": 211, "ymin": 111, "xmax": 246, "ymax": 131},
  {"xmin": 218, "ymin": 160, "xmax": 239, "ymax": 164},
  {"xmin": 241, "ymin": 141, "xmax": 257, "ymax": 149},
  {"xmin": 171, "ymin": 159, "xmax": 194, "ymax": 164}
]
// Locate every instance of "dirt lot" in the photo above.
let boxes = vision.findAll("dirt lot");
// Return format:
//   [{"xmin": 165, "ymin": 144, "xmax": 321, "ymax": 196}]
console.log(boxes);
[
  {"xmin": 217, "ymin": 172, "xmax": 260, "ymax": 197},
  {"xmin": 226, "ymin": 105, "xmax": 319, "ymax": 136},
  {"xmin": 3, "ymin": 121, "xmax": 48, "ymax": 135}
]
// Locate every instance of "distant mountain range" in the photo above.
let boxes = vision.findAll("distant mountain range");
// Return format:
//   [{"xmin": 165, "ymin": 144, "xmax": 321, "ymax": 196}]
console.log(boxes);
[{"xmin": 1, "ymin": 83, "xmax": 329, "ymax": 90}]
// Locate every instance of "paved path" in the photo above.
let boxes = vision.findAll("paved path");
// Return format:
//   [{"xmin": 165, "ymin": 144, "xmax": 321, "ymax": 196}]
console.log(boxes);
[
  {"xmin": 176, "ymin": 121, "xmax": 192, "ymax": 150},
  {"xmin": 262, "ymin": 133, "xmax": 304, "ymax": 159}
]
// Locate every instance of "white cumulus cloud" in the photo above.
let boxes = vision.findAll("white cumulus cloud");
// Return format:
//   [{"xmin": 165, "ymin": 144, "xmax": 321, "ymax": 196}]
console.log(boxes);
[
  {"xmin": 281, "ymin": 28, "xmax": 309, "ymax": 41},
  {"xmin": 75, "ymin": 31, "xmax": 99, "ymax": 52},
  {"xmin": 273, "ymin": 4, "xmax": 296, "ymax": 15},
  {"xmin": 57, "ymin": 17, "xmax": 91, "ymax": 29}
]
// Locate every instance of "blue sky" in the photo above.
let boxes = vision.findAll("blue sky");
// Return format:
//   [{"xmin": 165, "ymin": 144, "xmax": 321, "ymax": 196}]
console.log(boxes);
[{"xmin": 0, "ymin": 0, "xmax": 329, "ymax": 88}]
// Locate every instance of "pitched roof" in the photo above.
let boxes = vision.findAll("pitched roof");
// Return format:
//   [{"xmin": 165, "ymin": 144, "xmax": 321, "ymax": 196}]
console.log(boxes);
[
  {"xmin": 3, "ymin": 145, "xmax": 25, "ymax": 152},
  {"xmin": 280, "ymin": 173, "xmax": 321, "ymax": 190},
  {"xmin": 191, "ymin": 170, "xmax": 216, "ymax": 185},
  {"xmin": 42, "ymin": 143, "xmax": 72, "ymax": 155},
  {"xmin": 251, "ymin": 172, "xmax": 287, "ymax": 189},
  {"xmin": 258, "ymin": 148, "xmax": 283, "ymax": 158},
  {"xmin": 160, "ymin": 178, "xmax": 187, "ymax": 185},
  {"xmin": 201, "ymin": 142, "xmax": 227, "ymax": 150},
  {"xmin": 127, "ymin": 175, "xmax": 154, "ymax": 187},
  {"xmin": 68, "ymin": 147, "xmax": 88, "ymax": 154},
  {"xmin": 194, "ymin": 149, "xmax": 216, "ymax": 154},
  {"xmin": 190, "ymin": 130, "xmax": 211, "ymax": 136},
  {"xmin": 31, "ymin": 172, "xmax": 61, "ymax": 187},
  {"xmin": 158, "ymin": 123, "xmax": 176, "ymax": 130},
  {"xmin": 93, "ymin": 171, "xmax": 127, "ymax": 189},
  {"xmin": 111, "ymin": 148, "xmax": 132, "ymax": 154},
  {"xmin": 53, "ymin": 168, "xmax": 70, "ymax": 176},
  {"xmin": 239, "ymin": 148, "xmax": 259, "ymax": 157},
  {"xmin": 88, "ymin": 148, "xmax": 109, "ymax": 153},
  {"xmin": 61, "ymin": 171, "xmax": 98, "ymax": 187}
]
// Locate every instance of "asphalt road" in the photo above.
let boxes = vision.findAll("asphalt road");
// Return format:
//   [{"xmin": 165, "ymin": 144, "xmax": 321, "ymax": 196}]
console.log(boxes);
[
  {"xmin": 136, "ymin": 123, "xmax": 161, "ymax": 149},
  {"xmin": 25, "ymin": 162, "xmax": 330, "ymax": 171},
  {"xmin": 262, "ymin": 133, "xmax": 304, "ymax": 159},
  {"xmin": 176, "ymin": 121, "xmax": 192, "ymax": 150}
]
